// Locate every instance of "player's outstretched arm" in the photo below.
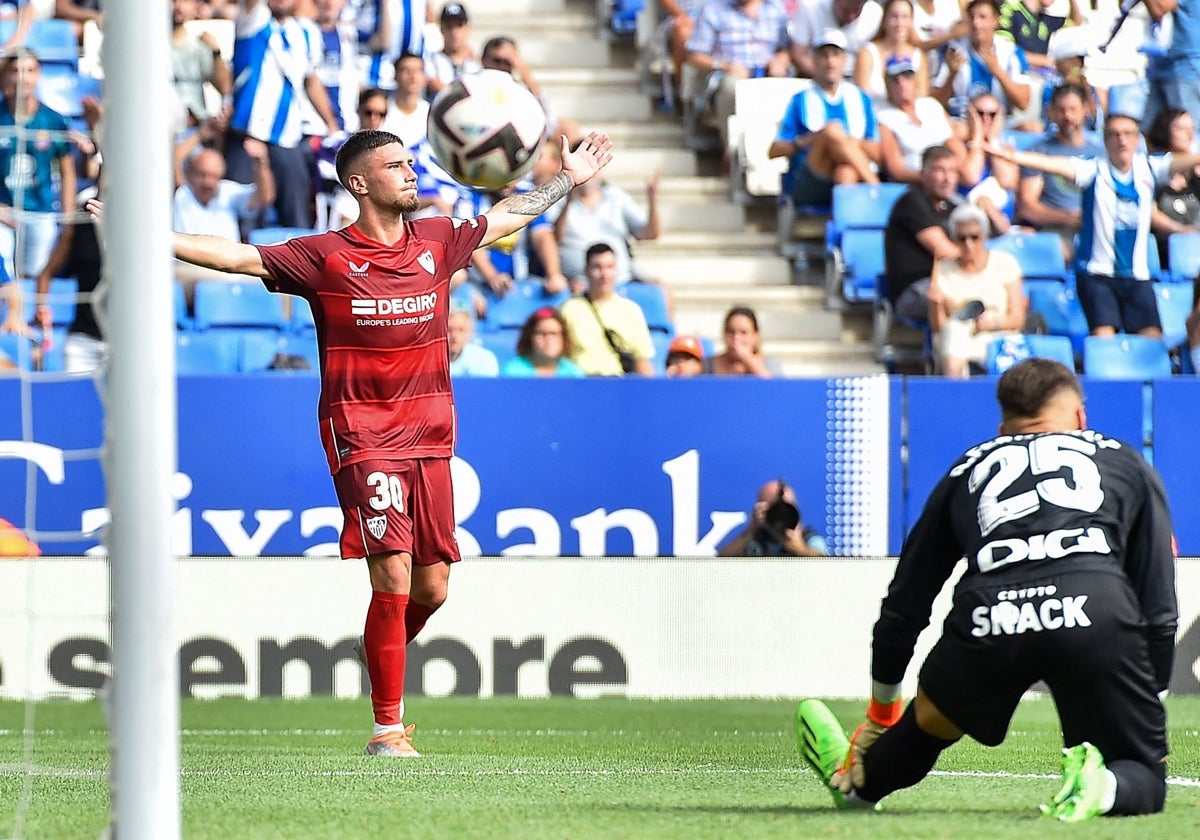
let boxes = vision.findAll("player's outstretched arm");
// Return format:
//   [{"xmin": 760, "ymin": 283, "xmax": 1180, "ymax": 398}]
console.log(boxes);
[
  {"xmin": 481, "ymin": 132, "xmax": 614, "ymax": 247},
  {"xmin": 85, "ymin": 199, "xmax": 269, "ymax": 279}
]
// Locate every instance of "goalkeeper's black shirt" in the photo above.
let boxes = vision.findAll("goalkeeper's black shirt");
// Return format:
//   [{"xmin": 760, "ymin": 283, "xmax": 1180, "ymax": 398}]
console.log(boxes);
[{"xmin": 872, "ymin": 429, "xmax": 1177, "ymax": 688}]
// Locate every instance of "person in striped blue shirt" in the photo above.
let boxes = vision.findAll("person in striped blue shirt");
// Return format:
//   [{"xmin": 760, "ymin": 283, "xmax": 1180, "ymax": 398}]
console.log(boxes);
[
  {"xmin": 988, "ymin": 113, "xmax": 1200, "ymax": 337},
  {"xmin": 229, "ymin": 0, "xmax": 340, "ymax": 229},
  {"xmin": 351, "ymin": 0, "xmax": 431, "ymax": 91},
  {"xmin": 767, "ymin": 29, "xmax": 880, "ymax": 207}
]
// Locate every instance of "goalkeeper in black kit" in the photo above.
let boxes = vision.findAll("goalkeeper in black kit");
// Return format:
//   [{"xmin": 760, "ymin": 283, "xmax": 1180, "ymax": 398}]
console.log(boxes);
[{"xmin": 796, "ymin": 358, "xmax": 1177, "ymax": 821}]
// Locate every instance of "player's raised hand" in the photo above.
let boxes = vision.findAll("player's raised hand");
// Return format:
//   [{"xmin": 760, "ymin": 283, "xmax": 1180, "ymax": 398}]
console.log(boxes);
[{"xmin": 560, "ymin": 131, "xmax": 613, "ymax": 187}]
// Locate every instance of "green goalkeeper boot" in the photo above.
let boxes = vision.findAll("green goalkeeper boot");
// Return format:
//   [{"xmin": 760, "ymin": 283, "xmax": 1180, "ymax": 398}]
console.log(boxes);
[
  {"xmin": 1040, "ymin": 742, "xmax": 1110, "ymax": 822},
  {"xmin": 794, "ymin": 699, "xmax": 852, "ymax": 809}
]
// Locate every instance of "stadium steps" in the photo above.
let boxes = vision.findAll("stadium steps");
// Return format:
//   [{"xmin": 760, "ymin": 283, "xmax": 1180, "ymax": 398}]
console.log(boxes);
[{"xmin": 486, "ymin": 0, "xmax": 882, "ymax": 375}]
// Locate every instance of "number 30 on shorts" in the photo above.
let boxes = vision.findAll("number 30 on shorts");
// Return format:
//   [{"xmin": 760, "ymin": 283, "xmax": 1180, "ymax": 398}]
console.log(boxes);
[{"xmin": 366, "ymin": 471, "xmax": 405, "ymax": 513}]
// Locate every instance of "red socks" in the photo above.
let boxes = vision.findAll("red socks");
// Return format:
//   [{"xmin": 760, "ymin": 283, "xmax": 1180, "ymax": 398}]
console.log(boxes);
[
  {"xmin": 364, "ymin": 591, "xmax": 408, "ymax": 726},
  {"xmin": 405, "ymin": 601, "xmax": 437, "ymax": 643}
]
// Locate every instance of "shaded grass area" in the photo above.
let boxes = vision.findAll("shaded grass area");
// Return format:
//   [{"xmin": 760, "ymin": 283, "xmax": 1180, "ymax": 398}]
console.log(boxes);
[{"xmin": 2, "ymin": 696, "xmax": 1199, "ymax": 839}]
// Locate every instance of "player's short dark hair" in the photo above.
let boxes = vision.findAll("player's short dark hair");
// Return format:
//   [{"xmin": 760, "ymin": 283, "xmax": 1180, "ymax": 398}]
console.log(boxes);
[
  {"xmin": 335, "ymin": 129, "xmax": 405, "ymax": 189},
  {"xmin": 585, "ymin": 242, "xmax": 616, "ymax": 265},
  {"xmin": 996, "ymin": 358, "xmax": 1083, "ymax": 422},
  {"xmin": 921, "ymin": 144, "xmax": 956, "ymax": 170}
]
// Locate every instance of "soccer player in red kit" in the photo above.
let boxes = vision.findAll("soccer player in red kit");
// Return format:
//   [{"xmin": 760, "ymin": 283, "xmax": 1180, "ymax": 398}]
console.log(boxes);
[{"xmin": 86, "ymin": 129, "xmax": 613, "ymax": 757}]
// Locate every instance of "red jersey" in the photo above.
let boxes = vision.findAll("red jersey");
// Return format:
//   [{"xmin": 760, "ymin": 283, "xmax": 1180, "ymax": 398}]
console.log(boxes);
[{"xmin": 256, "ymin": 215, "xmax": 488, "ymax": 473}]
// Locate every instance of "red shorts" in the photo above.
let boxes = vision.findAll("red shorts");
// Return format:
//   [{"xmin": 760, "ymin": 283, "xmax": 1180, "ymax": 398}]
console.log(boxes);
[{"xmin": 332, "ymin": 458, "xmax": 461, "ymax": 564}]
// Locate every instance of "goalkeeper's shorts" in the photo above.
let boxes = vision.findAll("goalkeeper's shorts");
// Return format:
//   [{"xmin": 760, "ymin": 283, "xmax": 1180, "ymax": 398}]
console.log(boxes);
[{"xmin": 918, "ymin": 569, "xmax": 1167, "ymax": 768}]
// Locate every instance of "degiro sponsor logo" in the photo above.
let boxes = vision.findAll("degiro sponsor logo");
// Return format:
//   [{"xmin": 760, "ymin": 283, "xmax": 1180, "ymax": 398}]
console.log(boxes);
[
  {"xmin": 971, "ymin": 585, "xmax": 1091, "ymax": 637},
  {"xmin": 351, "ymin": 292, "xmax": 438, "ymax": 318}
]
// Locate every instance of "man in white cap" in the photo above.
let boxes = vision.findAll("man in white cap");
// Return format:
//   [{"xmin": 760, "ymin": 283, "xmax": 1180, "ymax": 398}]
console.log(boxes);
[
  {"xmin": 768, "ymin": 29, "xmax": 880, "ymax": 207},
  {"xmin": 791, "ymin": 0, "xmax": 882, "ymax": 78}
]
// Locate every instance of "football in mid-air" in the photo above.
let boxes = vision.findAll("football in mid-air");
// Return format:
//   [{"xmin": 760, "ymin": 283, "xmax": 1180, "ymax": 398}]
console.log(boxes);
[{"xmin": 427, "ymin": 69, "xmax": 547, "ymax": 191}]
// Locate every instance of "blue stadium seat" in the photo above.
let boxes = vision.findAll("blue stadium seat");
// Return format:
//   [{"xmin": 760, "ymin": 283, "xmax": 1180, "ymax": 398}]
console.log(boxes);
[
  {"xmin": 987, "ymin": 232, "xmax": 1070, "ymax": 283},
  {"xmin": 1027, "ymin": 281, "xmax": 1089, "ymax": 355},
  {"xmin": 478, "ymin": 330, "xmax": 518, "ymax": 367},
  {"xmin": 1153, "ymin": 281, "xmax": 1192, "ymax": 349},
  {"xmin": 174, "ymin": 282, "xmax": 191, "ymax": 330},
  {"xmin": 247, "ymin": 227, "xmax": 318, "ymax": 246},
  {"xmin": 606, "ymin": 0, "xmax": 643, "ymax": 36},
  {"xmin": 37, "ymin": 67, "xmax": 100, "ymax": 119},
  {"xmin": 240, "ymin": 330, "xmax": 319, "ymax": 372},
  {"xmin": 291, "ymin": 296, "xmax": 316, "ymax": 334},
  {"xmin": 825, "ymin": 182, "xmax": 908, "ymax": 252},
  {"xmin": 618, "ymin": 282, "xmax": 672, "ymax": 334},
  {"xmin": 193, "ymin": 281, "xmax": 286, "ymax": 330},
  {"xmin": 1167, "ymin": 231, "xmax": 1200, "ymax": 283},
  {"xmin": 482, "ymin": 280, "xmax": 565, "ymax": 332},
  {"xmin": 986, "ymin": 334, "xmax": 1075, "ymax": 374},
  {"xmin": 1082, "ymin": 335, "xmax": 1172, "ymax": 380},
  {"xmin": 175, "ymin": 331, "xmax": 241, "ymax": 375},
  {"xmin": 26, "ymin": 19, "xmax": 80, "ymax": 68},
  {"xmin": 840, "ymin": 227, "xmax": 886, "ymax": 303},
  {"xmin": 18, "ymin": 278, "xmax": 77, "ymax": 325},
  {"xmin": 650, "ymin": 330, "xmax": 673, "ymax": 374}
]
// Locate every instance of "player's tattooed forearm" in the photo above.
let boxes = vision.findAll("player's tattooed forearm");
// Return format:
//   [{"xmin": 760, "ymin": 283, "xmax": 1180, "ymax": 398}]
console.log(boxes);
[{"xmin": 498, "ymin": 171, "xmax": 573, "ymax": 216}]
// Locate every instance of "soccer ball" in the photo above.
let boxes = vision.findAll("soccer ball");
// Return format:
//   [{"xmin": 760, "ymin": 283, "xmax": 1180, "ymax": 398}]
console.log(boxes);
[{"xmin": 427, "ymin": 69, "xmax": 547, "ymax": 191}]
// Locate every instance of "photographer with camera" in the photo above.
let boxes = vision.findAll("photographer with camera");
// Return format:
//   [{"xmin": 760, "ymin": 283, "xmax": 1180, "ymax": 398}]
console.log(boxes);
[{"xmin": 718, "ymin": 479, "xmax": 828, "ymax": 557}]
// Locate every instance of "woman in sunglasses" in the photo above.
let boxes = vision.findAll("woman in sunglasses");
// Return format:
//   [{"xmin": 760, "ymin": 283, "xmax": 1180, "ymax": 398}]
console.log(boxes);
[{"xmin": 928, "ymin": 202, "xmax": 1027, "ymax": 377}]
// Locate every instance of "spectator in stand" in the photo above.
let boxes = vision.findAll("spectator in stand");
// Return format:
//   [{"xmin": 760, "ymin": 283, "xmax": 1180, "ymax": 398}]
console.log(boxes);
[
  {"xmin": 877, "ymin": 55, "xmax": 961, "ymax": 183},
  {"xmin": 998, "ymin": 0, "xmax": 1083, "ymax": 74},
  {"xmin": 351, "ymin": 0, "xmax": 432, "ymax": 91},
  {"xmin": 314, "ymin": 0, "xmax": 362, "ymax": 132},
  {"xmin": 499, "ymin": 307, "xmax": 585, "ymax": 377},
  {"xmin": 955, "ymin": 91, "xmax": 1017, "ymax": 235},
  {"xmin": 932, "ymin": 0, "xmax": 1031, "ymax": 120},
  {"xmin": 1015, "ymin": 83, "xmax": 1105, "ymax": 261},
  {"xmin": 447, "ymin": 305, "xmax": 498, "ymax": 377},
  {"xmin": 53, "ymin": 0, "xmax": 101, "ymax": 40},
  {"xmin": 1146, "ymin": 108, "xmax": 1200, "ymax": 270},
  {"xmin": 457, "ymin": 181, "xmax": 557, "ymax": 300},
  {"xmin": 928, "ymin": 202, "xmax": 1027, "ymax": 377},
  {"xmin": 0, "ymin": 50, "xmax": 76, "ymax": 284},
  {"xmin": 711, "ymin": 305, "xmax": 780, "ymax": 376},
  {"xmin": 683, "ymin": 0, "xmax": 792, "ymax": 144},
  {"xmin": 910, "ymin": 0, "xmax": 967, "ymax": 78},
  {"xmin": 1142, "ymin": 0, "xmax": 1200, "ymax": 132},
  {"xmin": 424, "ymin": 2, "xmax": 479, "ymax": 99},
  {"xmin": 854, "ymin": 0, "xmax": 929, "ymax": 103},
  {"xmin": 560, "ymin": 243, "xmax": 655, "ymax": 376},
  {"xmin": 381, "ymin": 52, "xmax": 429, "ymax": 145},
  {"xmin": 768, "ymin": 30, "xmax": 880, "ymax": 208},
  {"xmin": 792, "ymin": 0, "xmax": 883, "ymax": 79},
  {"xmin": 172, "ymin": 0, "xmax": 234, "ymax": 127},
  {"xmin": 884, "ymin": 144, "xmax": 962, "ymax": 323},
  {"xmin": 997, "ymin": 0, "xmax": 1085, "ymax": 129},
  {"xmin": 229, "ymin": 0, "xmax": 339, "ymax": 230},
  {"xmin": 660, "ymin": 1, "xmax": 708, "ymax": 106},
  {"xmin": 554, "ymin": 169, "xmax": 660, "ymax": 288},
  {"xmin": 33, "ymin": 185, "xmax": 104, "ymax": 372},
  {"xmin": 664, "ymin": 333, "xmax": 709, "ymax": 377},
  {"xmin": 173, "ymin": 140, "xmax": 276, "ymax": 299},
  {"xmin": 987, "ymin": 114, "xmax": 1200, "ymax": 337},
  {"xmin": 718, "ymin": 479, "xmax": 828, "ymax": 556},
  {"xmin": 1038, "ymin": 28, "xmax": 1103, "ymax": 133}
]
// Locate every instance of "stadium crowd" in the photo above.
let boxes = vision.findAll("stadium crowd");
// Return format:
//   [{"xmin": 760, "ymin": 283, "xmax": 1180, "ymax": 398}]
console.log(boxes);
[{"xmin": 0, "ymin": 0, "xmax": 1199, "ymax": 379}]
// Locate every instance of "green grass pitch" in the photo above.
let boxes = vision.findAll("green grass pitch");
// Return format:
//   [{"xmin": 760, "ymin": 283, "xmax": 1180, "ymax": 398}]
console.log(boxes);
[{"xmin": 3, "ymin": 696, "xmax": 1199, "ymax": 838}]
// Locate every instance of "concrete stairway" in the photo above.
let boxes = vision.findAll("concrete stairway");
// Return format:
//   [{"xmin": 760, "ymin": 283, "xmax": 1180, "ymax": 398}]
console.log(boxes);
[{"xmin": 474, "ymin": 0, "xmax": 883, "ymax": 377}]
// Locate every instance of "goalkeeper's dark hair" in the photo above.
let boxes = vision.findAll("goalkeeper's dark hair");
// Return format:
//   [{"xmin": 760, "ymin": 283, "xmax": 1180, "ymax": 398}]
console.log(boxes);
[
  {"xmin": 335, "ymin": 129, "xmax": 405, "ymax": 189},
  {"xmin": 996, "ymin": 358, "xmax": 1083, "ymax": 422}
]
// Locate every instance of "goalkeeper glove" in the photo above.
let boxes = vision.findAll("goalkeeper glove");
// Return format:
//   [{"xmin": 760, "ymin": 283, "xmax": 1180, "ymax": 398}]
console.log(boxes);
[{"xmin": 831, "ymin": 696, "xmax": 903, "ymax": 793}]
